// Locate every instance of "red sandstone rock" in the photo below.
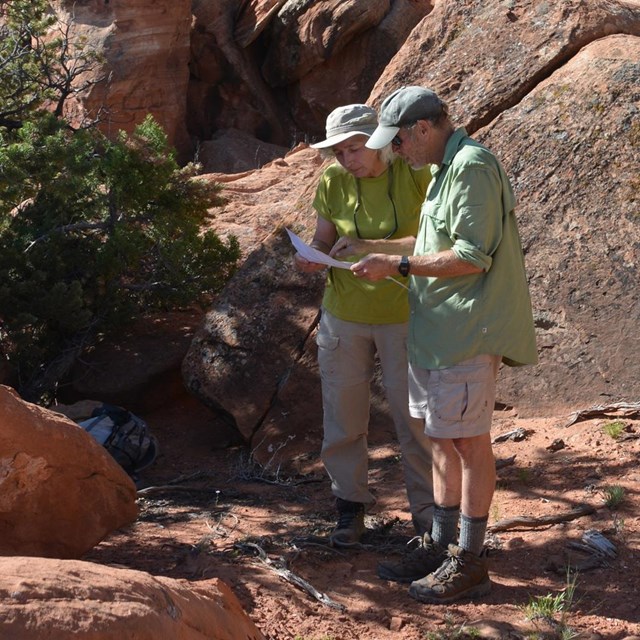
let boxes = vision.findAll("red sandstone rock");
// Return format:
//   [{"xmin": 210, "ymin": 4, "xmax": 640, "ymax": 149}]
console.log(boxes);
[
  {"xmin": 0, "ymin": 556, "xmax": 264, "ymax": 639},
  {"xmin": 261, "ymin": 0, "xmax": 390, "ymax": 87},
  {"xmin": 54, "ymin": 0, "xmax": 193, "ymax": 157},
  {"xmin": 0, "ymin": 386, "xmax": 138, "ymax": 559},
  {"xmin": 234, "ymin": 0, "xmax": 288, "ymax": 48},
  {"xmin": 198, "ymin": 128, "xmax": 288, "ymax": 174},
  {"xmin": 182, "ymin": 145, "xmax": 326, "ymax": 442}
]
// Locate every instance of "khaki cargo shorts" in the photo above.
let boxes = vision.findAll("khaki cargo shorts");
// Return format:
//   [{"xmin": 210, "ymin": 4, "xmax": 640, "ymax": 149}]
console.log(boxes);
[{"xmin": 408, "ymin": 354, "xmax": 501, "ymax": 439}]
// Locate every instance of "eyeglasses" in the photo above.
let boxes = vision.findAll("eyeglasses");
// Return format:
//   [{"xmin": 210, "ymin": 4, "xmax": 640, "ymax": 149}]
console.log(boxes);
[
  {"xmin": 353, "ymin": 165, "xmax": 398, "ymax": 240},
  {"xmin": 391, "ymin": 123, "xmax": 418, "ymax": 149}
]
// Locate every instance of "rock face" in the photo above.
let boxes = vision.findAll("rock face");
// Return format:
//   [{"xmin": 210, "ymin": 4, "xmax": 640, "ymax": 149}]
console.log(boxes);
[
  {"xmin": 187, "ymin": 0, "xmax": 432, "ymax": 145},
  {"xmin": 56, "ymin": 1, "xmax": 431, "ymax": 155},
  {"xmin": 476, "ymin": 34, "xmax": 640, "ymax": 410},
  {"xmin": 0, "ymin": 556, "xmax": 264, "ymax": 640},
  {"xmin": 0, "ymin": 386, "xmax": 138, "ymax": 559},
  {"xmin": 55, "ymin": 0, "xmax": 193, "ymax": 157},
  {"xmin": 369, "ymin": 0, "xmax": 640, "ymax": 133}
]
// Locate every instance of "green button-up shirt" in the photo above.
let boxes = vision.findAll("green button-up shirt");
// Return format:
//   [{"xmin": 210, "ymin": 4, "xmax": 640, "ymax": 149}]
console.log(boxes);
[{"xmin": 409, "ymin": 128, "xmax": 537, "ymax": 369}]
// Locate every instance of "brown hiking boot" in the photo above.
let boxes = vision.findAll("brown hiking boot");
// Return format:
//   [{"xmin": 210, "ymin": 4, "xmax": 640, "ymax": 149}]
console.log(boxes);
[
  {"xmin": 329, "ymin": 498, "xmax": 365, "ymax": 547},
  {"xmin": 377, "ymin": 533, "xmax": 447, "ymax": 583},
  {"xmin": 408, "ymin": 543, "xmax": 491, "ymax": 604}
]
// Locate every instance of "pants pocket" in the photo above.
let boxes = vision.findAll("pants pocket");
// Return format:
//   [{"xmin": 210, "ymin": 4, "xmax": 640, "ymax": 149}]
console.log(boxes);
[{"xmin": 433, "ymin": 364, "xmax": 491, "ymax": 423}]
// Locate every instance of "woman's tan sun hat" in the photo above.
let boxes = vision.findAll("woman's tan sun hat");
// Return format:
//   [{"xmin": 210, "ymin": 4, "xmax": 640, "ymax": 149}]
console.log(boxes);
[{"xmin": 310, "ymin": 104, "xmax": 378, "ymax": 149}]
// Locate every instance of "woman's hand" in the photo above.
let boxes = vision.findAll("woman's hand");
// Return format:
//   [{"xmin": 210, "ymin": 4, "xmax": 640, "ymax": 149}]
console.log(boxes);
[
  {"xmin": 330, "ymin": 236, "xmax": 368, "ymax": 260},
  {"xmin": 293, "ymin": 252, "xmax": 327, "ymax": 273}
]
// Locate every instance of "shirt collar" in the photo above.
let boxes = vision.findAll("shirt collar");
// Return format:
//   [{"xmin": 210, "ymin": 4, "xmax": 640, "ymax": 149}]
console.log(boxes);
[{"xmin": 441, "ymin": 127, "xmax": 468, "ymax": 169}]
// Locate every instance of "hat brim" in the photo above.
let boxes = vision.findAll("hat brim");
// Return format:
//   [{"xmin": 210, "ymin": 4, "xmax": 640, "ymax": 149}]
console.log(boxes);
[
  {"xmin": 365, "ymin": 125, "xmax": 399, "ymax": 150},
  {"xmin": 310, "ymin": 129, "xmax": 375, "ymax": 149}
]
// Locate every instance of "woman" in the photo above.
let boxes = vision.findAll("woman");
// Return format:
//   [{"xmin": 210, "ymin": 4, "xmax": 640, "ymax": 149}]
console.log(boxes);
[{"xmin": 294, "ymin": 104, "xmax": 434, "ymax": 546}]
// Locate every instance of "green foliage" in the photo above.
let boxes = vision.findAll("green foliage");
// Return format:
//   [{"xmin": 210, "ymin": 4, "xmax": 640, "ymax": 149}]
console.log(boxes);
[
  {"xmin": 602, "ymin": 485, "xmax": 626, "ymax": 510},
  {"xmin": 0, "ymin": 114, "xmax": 239, "ymax": 401},
  {"xmin": 521, "ymin": 570, "xmax": 578, "ymax": 638},
  {"xmin": 0, "ymin": 0, "xmax": 57, "ymax": 126},
  {"xmin": 601, "ymin": 420, "xmax": 625, "ymax": 439}
]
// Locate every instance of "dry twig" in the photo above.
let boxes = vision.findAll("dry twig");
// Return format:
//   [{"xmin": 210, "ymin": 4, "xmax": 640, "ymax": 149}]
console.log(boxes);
[
  {"xmin": 236, "ymin": 542, "xmax": 346, "ymax": 612},
  {"xmin": 487, "ymin": 503, "xmax": 596, "ymax": 533}
]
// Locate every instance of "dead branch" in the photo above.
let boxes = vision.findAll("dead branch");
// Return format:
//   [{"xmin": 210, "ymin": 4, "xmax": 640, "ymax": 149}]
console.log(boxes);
[
  {"xmin": 487, "ymin": 503, "xmax": 596, "ymax": 533},
  {"xmin": 137, "ymin": 485, "xmax": 221, "ymax": 496},
  {"xmin": 564, "ymin": 401, "xmax": 640, "ymax": 427},
  {"xmin": 236, "ymin": 542, "xmax": 346, "ymax": 612},
  {"xmin": 493, "ymin": 428, "xmax": 528, "ymax": 443},
  {"xmin": 495, "ymin": 454, "xmax": 517, "ymax": 470}
]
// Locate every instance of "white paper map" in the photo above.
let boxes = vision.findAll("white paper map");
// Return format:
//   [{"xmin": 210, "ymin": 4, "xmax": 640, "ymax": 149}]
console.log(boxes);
[{"xmin": 286, "ymin": 228, "xmax": 352, "ymax": 269}]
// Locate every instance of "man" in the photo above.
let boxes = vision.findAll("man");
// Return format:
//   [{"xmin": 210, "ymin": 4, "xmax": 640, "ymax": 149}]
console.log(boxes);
[{"xmin": 331, "ymin": 86, "xmax": 537, "ymax": 603}]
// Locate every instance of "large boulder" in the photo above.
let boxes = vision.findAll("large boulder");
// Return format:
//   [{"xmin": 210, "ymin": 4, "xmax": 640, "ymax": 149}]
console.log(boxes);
[
  {"xmin": 0, "ymin": 386, "xmax": 138, "ymax": 559},
  {"xmin": 0, "ymin": 557, "xmax": 264, "ymax": 640},
  {"xmin": 182, "ymin": 145, "xmax": 326, "ymax": 444},
  {"xmin": 198, "ymin": 129, "xmax": 288, "ymax": 174},
  {"xmin": 368, "ymin": 0, "xmax": 640, "ymax": 412},
  {"xmin": 477, "ymin": 34, "xmax": 640, "ymax": 411},
  {"xmin": 370, "ymin": 0, "xmax": 640, "ymax": 133}
]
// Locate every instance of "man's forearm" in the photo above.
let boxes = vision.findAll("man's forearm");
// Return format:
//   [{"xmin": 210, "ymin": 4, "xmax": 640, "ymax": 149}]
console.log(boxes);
[
  {"xmin": 408, "ymin": 250, "xmax": 483, "ymax": 277},
  {"xmin": 350, "ymin": 249, "xmax": 483, "ymax": 281}
]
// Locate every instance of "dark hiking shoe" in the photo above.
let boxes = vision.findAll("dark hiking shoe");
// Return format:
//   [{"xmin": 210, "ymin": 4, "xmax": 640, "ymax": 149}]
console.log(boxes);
[
  {"xmin": 377, "ymin": 533, "xmax": 447, "ymax": 583},
  {"xmin": 329, "ymin": 498, "xmax": 365, "ymax": 547},
  {"xmin": 408, "ymin": 543, "xmax": 491, "ymax": 604}
]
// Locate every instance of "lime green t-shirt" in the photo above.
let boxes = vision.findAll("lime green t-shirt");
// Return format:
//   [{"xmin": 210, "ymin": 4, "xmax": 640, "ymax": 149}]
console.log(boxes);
[{"xmin": 313, "ymin": 157, "xmax": 431, "ymax": 324}]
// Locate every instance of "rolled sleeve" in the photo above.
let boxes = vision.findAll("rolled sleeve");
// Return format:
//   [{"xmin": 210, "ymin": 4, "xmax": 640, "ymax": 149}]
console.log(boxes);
[
  {"xmin": 447, "ymin": 165, "xmax": 505, "ymax": 271},
  {"xmin": 452, "ymin": 237, "xmax": 493, "ymax": 271}
]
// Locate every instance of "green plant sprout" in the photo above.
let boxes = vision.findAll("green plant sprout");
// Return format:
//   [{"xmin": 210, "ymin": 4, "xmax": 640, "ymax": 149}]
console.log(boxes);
[
  {"xmin": 602, "ymin": 485, "xmax": 626, "ymax": 510},
  {"xmin": 601, "ymin": 420, "xmax": 626, "ymax": 439}
]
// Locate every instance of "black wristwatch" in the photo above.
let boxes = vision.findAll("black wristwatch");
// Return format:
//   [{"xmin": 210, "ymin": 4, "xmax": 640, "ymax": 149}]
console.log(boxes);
[{"xmin": 398, "ymin": 256, "xmax": 410, "ymax": 277}]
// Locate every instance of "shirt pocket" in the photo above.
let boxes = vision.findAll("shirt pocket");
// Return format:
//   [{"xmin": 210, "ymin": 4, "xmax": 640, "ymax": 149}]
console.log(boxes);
[{"xmin": 422, "ymin": 198, "xmax": 448, "ymax": 235}]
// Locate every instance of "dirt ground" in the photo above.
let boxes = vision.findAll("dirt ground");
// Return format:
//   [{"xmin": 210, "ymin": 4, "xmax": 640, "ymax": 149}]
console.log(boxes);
[{"xmin": 84, "ymin": 390, "xmax": 640, "ymax": 640}]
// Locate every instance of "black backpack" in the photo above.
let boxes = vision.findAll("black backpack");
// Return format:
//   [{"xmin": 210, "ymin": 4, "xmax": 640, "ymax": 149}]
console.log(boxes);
[{"xmin": 79, "ymin": 403, "xmax": 158, "ymax": 476}]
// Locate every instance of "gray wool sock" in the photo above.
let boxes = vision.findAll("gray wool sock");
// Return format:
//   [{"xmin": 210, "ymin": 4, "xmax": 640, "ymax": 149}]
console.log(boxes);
[
  {"xmin": 458, "ymin": 514, "xmax": 488, "ymax": 556},
  {"xmin": 431, "ymin": 504, "xmax": 460, "ymax": 548}
]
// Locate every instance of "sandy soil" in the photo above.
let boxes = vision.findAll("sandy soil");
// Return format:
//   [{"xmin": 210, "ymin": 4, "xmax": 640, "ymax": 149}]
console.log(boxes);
[{"xmin": 82, "ymin": 390, "xmax": 640, "ymax": 640}]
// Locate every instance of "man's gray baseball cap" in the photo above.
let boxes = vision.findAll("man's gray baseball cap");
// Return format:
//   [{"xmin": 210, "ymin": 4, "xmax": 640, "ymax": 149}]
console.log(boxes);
[{"xmin": 366, "ymin": 86, "xmax": 444, "ymax": 149}]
